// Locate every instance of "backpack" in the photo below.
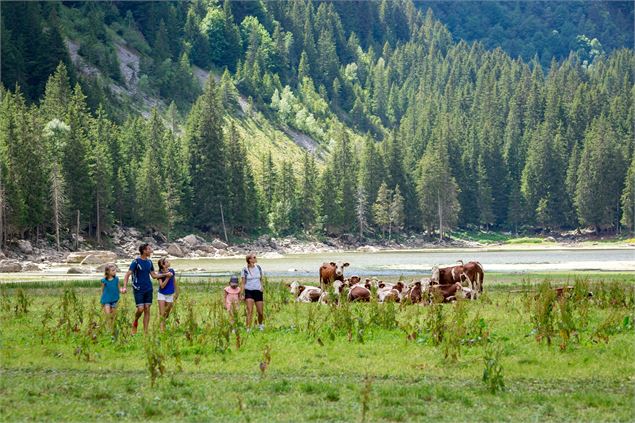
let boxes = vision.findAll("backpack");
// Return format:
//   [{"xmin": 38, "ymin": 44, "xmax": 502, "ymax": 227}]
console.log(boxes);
[
  {"xmin": 131, "ymin": 258, "xmax": 143, "ymax": 290},
  {"xmin": 243, "ymin": 265, "xmax": 263, "ymax": 280}
]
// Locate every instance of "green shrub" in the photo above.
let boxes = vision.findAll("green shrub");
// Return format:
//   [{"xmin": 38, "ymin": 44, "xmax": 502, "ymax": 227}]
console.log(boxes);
[{"xmin": 482, "ymin": 343, "xmax": 505, "ymax": 394}]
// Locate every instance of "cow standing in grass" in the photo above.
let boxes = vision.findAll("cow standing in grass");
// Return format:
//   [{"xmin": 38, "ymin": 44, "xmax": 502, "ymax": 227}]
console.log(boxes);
[
  {"xmin": 319, "ymin": 261, "xmax": 349, "ymax": 291},
  {"xmin": 431, "ymin": 260, "xmax": 484, "ymax": 297}
]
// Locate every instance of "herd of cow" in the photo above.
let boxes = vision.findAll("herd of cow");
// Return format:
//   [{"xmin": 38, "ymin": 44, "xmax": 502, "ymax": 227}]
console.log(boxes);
[{"xmin": 288, "ymin": 260, "xmax": 485, "ymax": 305}]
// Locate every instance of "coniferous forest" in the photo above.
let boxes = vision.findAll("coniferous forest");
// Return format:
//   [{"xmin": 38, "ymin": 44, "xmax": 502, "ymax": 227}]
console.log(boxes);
[{"xmin": 1, "ymin": 1, "xmax": 634, "ymax": 246}]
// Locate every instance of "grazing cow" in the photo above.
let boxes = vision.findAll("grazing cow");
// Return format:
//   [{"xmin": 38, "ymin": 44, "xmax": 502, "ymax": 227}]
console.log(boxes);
[
  {"xmin": 288, "ymin": 281, "xmax": 322, "ymax": 303},
  {"xmin": 431, "ymin": 260, "xmax": 484, "ymax": 296},
  {"xmin": 348, "ymin": 283, "xmax": 371, "ymax": 302},
  {"xmin": 319, "ymin": 261, "xmax": 350, "ymax": 290}
]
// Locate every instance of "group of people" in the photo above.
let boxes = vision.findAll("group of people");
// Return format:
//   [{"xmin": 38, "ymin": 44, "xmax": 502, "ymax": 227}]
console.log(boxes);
[{"xmin": 98, "ymin": 243, "xmax": 265, "ymax": 333}]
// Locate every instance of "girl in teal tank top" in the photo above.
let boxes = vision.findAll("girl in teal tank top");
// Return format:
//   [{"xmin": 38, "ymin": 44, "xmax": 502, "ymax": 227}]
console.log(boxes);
[{"xmin": 100, "ymin": 264, "xmax": 121, "ymax": 328}]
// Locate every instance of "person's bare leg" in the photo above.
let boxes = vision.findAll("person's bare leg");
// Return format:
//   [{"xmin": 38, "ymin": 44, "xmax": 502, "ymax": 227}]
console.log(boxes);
[
  {"xmin": 110, "ymin": 307, "xmax": 117, "ymax": 332},
  {"xmin": 255, "ymin": 301, "xmax": 264, "ymax": 325},
  {"xmin": 143, "ymin": 304, "xmax": 151, "ymax": 333},
  {"xmin": 246, "ymin": 299, "xmax": 254, "ymax": 329},
  {"xmin": 158, "ymin": 301, "xmax": 166, "ymax": 331},
  {"xmin": 132, "ymin": 306, "xmax": 143, "ymax": 334}
]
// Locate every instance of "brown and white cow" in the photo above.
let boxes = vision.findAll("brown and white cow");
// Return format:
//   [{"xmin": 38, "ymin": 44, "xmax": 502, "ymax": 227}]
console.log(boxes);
[
  {"xmin": 431, "ymin": 260, "xmax": 484, "ymax": 297},
  {"xmin": 348, "ymin": 283, "xmax": 371, "ymax": 302},
  {"xmin": 348, "ymin": 275, "xmax": 362, "ymax": 286},
  {"xmin": 377, "ymin": 281, "xmax": 405, "ymax": 303},
  {"xmin": 319, "ymin": 261, "xmax": 350, "ymax": 290},
  {"xmin": 403, "ymin": 281, "xmax": 423, "ymax": 304},
  {"xmin": 288, "ymin": 281, "xmax": 323, "ymax": 303},
  {"xmin": 319, "ymin": 279, "xmax": 346, "ymax": 304},
  {"xmin": 427, "ymin": 282, "xmax": 467, "ymax": 303}
]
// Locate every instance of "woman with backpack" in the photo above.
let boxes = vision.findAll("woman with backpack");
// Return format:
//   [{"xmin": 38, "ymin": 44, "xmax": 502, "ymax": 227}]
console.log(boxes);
[{"xmin": 240, "ymin": 253, "xmax": 265, "ymax": 331}]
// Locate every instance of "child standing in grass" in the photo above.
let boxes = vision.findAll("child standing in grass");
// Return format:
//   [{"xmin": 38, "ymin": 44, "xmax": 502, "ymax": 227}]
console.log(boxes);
[
  {"xmin": 157, "ymin": 257, "xmax": 178, "ymax": 331},
  {"xmin": 224, "ymin": 276, "xmax": 241, "ymax": 323},
  {"xmin": 100, "ymin": 264, "xmax": 120, "ymax": 327}
]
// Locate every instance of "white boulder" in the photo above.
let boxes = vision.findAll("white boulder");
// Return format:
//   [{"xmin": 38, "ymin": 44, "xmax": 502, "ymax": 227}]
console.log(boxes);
[
  {"xmin": 167, "ymin": 244, "xmax": 184, "ymax": 257},
  {"xmin": 211, "ymin": 238, "xmax": 228, "ymax": 249},
  {"xmin": 79, "ymin": 251, "xmax": 118, "ymax": 265},
  {"xmin": 0, "ymin": 260, "xmax": 22, "ymax": 273}
]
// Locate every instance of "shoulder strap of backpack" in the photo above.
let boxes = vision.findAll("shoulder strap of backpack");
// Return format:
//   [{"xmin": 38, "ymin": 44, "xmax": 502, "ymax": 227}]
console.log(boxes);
[{"xmin": 133, "ymin": 258, "xmax": 141, "ymax": 278}]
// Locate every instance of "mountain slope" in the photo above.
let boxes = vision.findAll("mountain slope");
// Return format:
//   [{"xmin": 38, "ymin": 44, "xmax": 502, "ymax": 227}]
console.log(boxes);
[{"xmin": 0, "ymin": 1, "xmax": 633, "ymax": 245}]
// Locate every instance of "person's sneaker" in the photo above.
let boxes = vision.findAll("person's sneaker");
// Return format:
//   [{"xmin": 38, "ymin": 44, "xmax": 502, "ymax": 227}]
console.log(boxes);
[{"xmin": 258, "ymin": 324, "xmax": 265, "ymax": 331}]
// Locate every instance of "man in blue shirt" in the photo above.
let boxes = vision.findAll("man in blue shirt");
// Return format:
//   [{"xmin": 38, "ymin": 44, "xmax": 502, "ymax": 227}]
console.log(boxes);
[{"xmin": 122, "ymin": 243, "xmax": 172, "ymax": 334}]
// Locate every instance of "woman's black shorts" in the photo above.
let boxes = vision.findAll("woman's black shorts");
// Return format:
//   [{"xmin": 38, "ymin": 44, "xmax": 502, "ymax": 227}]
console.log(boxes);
[{"xmin": 244, "ymin": 289, "xmax": 263, "ymax": 302}]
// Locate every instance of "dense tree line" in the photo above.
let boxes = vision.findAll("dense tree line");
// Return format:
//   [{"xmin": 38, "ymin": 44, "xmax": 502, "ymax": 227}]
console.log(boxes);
[
  {"xmin": 0, "ymin": 1, "xmax": 634, "ymax": 247},
  {"xmin": 416, "ymin": 1, "xmax": 633, "ymax": 67}
]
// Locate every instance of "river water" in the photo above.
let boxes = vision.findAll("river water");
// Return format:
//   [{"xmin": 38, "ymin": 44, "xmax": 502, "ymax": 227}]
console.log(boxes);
[{"xmin": 171, "ymin": 248, "xmax": 635, "ymax": 278}]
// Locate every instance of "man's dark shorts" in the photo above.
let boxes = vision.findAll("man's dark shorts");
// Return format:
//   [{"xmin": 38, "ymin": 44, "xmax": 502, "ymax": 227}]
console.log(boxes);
[
  {"xmin": 244, "ymin": 289, "xmax": 264, "ymax": 302},
  {"xmin": 133, "ymin": 289, "xmax": 153, "ymax": 307}
]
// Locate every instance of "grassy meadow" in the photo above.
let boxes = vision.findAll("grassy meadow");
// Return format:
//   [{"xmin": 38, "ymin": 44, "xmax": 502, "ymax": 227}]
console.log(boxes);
[{"xmin": 0, "ymin": 275, "xmax": 634, "ymax": 422}]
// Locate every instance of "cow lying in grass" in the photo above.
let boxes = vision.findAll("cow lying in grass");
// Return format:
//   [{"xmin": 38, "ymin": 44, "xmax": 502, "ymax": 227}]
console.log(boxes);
[
  {"xmin": 288, "ymin": 281, "xmax": 322, "ymax": 303},
  {"xmin": 376, "ymin": 282, "xmax": 405, "ymax": 303}
]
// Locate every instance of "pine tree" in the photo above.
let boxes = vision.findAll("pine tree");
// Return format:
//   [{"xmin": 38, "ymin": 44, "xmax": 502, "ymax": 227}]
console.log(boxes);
[
  {"xmin": 564, "ymin": 142, "xmax": 581, "ymax": 227},
  {"xmin": 373, "ymin": 182, "xmax": 391, "ymax": 238},
  {"xmin": 225, "ymin": 123, "xmax": 249, "ymax": 232},
  {"xmin": 184, "ymin": 7, "xmax": 210, "ymax": 68},
  {"xmin": 331, "ymin": 130, "xmax": 357, "ymax": 232},
  {"xmin": 64, "ymin": 84, "xmax": 93, "ymax": 234},
  {"xmin": 358, "ymin": 137, "xmax": 385, "ymax": 222},
  {"xmin": 575, "ymin": 117, "xmax": 627, "ymax": 231},
  {"xmin": 521, "ymin": 124, "xmax": 567, "ymax": 228},
  {"xmin": 270, "ymin": 161, "xmax": 298, "ymax": 235},
  {"xmin": 219, "ymin": 69, "xmax": 239, "ymax": 110},
  {"xmin": 162, "ymin": 127, "xmax": 189, "ymax": 238},
  {"xmin": 389, "ymin": 185, "xmax": 405, "ymax": 239},
  {"xmin": 261, "ymin": 150, "xmax": 277, "ymax": 218},
  {"xmin": 476, "ymin": 159, "xmax": 495, "ymax": 229},
  {"xmin": 621, "ymin": 155, "xmax": 635, "ymax": 233},
  {"xmin": 506, "ymin": 183, "xmax": 523, "ymax": 234},
  {"xmin": 43, "ymin": 118, "xmax": 69, "ymax": 250},
  {"xmin": 10, "ymin": 88, "xmax": 48, "ymax": 237},
  {"xmin": 222, "ymin": 0, "xmax": 242, "ymax": 71},
  {"xmin": 186, "ymin": 76, "xmax": 227, "ymax": 231},
  {"xmin": 297, "ymin": 51, "xmax": 311, "ymax": 83},
  {"xmin": 0, "ymin": 88, "xmax": 7, "ymax": 246},
  {"xmin": 316, "ymin": 30, "xmax": 339, "ymax": 86},
  {"xmin": 0, "ymin": 90, "xmax": 26, "ymax": 238},
  {"xmin": 40, "ymin": 62, "xmax": 72, "ymax": 122},
  {"xmin": 136, "ymin": 146, "xmax": 167, "ymax": 230},
  {"xmin": 416, "ymin": 140, "xmax": 460, "ymax": 240},
  {"xmin": 153, "ymin": 19, "xmax": 172, "ymax": 62},
  {"xmin": 88, "ymin": 106, "xmax": 114, "ymax": 244},
  {"xmin": 299, "ymin": 152, "xmax": 318, "ymax": 231},
  {"xmin": 356, "ymin": 184, "xmax": 368, "ymax": 238}
]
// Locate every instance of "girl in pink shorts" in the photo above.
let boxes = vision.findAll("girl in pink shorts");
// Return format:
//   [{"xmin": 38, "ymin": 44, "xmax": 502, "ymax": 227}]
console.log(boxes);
[{"xmin": 224, "ymin": 276, "xmax": 241, "ymax": 323}]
